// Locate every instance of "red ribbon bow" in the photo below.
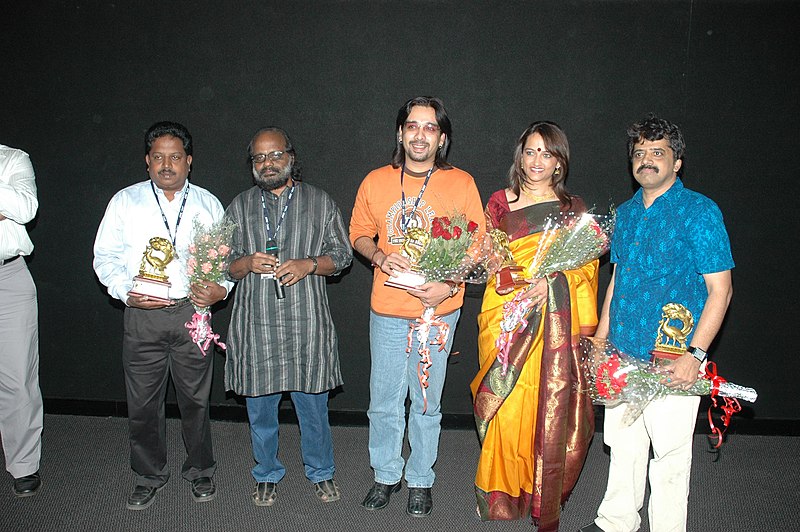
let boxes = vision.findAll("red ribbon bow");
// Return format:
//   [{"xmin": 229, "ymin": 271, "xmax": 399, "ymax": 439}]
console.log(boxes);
[{"xmin": 705, "ymin": 361, "xmax": 742, "ymax": 448}]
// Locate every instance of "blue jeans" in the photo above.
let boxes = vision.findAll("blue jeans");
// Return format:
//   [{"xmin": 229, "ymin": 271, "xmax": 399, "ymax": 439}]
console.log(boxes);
[
  {"xmin": 367, "ymin": 309, "xmax": 460, "ymax": 488},
  {"xmin": 246, "ymin": 391, "xmax": 335, "ymax": 484}
]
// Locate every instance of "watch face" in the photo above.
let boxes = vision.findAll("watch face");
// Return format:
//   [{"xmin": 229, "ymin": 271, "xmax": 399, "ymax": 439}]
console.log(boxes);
[{"xmin": 689, "ymin": 346, "xmax": 707, "ymax": 361}]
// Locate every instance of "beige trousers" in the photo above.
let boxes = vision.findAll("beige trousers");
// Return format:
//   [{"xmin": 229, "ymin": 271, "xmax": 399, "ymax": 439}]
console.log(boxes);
[{"xmin": 594, "ymin": 394, "xmax": 700, "ymax": 532}]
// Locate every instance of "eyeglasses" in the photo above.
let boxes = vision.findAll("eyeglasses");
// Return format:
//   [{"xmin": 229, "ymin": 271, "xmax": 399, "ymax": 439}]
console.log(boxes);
[
  {"xmin": 251, "ymin": 151, "xmax": 286, "ymax": 164},
  {"xmin": 404, "ymin": 121, "xmax": 440, "ymax": 134}
]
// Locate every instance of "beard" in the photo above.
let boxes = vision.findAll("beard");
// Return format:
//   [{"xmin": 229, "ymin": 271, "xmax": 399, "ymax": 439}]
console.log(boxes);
[
  {"xmin": 253, "ymin": 163, "xmax": 292, "ymax": 191},
  {"xmin": 404, "ymin": 141, "xmax": 436, "ymax": 163}
]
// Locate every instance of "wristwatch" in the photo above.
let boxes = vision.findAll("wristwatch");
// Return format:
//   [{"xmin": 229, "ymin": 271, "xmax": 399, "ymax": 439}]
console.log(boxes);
[
  {"xmin": 448, "ymin": 282, "xmax": 459, "ymax": 298},
  {"xmin": 687, "ymin": 346, "xmax": 707, "ymax": 363}
]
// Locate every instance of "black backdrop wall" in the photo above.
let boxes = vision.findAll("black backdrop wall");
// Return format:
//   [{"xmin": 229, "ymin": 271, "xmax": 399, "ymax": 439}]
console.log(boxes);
[{"xmin": 3, "ymin": 1, "xmax": 798, "ymax": 427}]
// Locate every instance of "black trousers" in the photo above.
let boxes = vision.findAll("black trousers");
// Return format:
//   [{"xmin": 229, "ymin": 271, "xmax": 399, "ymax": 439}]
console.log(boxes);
[{"xmin": 122, "ymin": 300, "xmax": 215, "ymax": 487}]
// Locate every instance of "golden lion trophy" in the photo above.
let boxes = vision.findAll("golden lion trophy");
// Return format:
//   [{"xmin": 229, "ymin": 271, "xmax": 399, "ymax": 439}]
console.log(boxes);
[
  {"xmin": 384, "ymin": 227, "xmax": 431, "ymax": 290},
  {"xmin": 649, "ymin": 302, "xmax": 695, "ymax": 366},
  {"xmin": 128, "ymin": 237, "xmax": 175, "ymax": 303},
  {"xmin": 491, "ymin": 229, "xmax": 527, "ymax": 295}
]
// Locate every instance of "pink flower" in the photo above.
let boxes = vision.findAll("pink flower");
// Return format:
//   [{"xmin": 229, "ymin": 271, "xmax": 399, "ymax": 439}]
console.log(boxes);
[
  {"xmin": 207, "ymin": 248, "xmax": 218, "ymax": 259},
  {"xmin": 188, "ymin": 257, "xmax": 198, "ymax": 271},
  {"xmin": 188, "ymin": 244, "xmax": 197, "ymax": 254},
  {"xmin": 218, "ymin": 244, "xmax": 230, "ymax": 255},
  {"xmin": 201, "ymin": 262, "xmax": 213, "ymax": 274}
]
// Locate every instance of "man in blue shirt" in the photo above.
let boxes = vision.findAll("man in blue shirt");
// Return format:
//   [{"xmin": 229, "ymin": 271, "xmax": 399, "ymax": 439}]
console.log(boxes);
[{"xmin": 581, "ymin": 115, "xmax": 734, "ymax": 532}]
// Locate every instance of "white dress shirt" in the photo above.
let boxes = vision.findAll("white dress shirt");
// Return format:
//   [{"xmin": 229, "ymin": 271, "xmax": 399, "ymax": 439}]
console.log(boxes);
[
  {"xmin": 93, "ymin": 179, "xmax": 231, "ymax": 303},
  {"xmin": 0, "ymin": 145, "xmax": 38, "ymax": 260}
]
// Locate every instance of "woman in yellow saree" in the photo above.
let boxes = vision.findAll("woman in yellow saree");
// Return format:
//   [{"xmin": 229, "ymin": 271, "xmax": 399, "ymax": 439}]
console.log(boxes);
[{"xmin": 471, "ymin": 122, "xmax": 599, "ymax": 531}]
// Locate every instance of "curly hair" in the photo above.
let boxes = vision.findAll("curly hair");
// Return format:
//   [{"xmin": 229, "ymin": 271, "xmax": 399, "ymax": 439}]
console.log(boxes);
[{"xmin": 626, "ymin": 113, "xmax": 685, "ymax": 160}]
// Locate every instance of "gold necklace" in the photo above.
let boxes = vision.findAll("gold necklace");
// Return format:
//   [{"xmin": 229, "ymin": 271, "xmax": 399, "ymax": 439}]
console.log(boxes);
[{"xmin": 520, "ymin": 187, "xmax": 556, "ymax": 202}]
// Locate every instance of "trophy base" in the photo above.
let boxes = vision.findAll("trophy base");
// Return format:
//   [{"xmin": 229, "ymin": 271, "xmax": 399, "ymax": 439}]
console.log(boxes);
[
  {"xmin": 495, "ymin": 265, "xmax": 527, "ymax": 295},
  {"xmin": 650, "ymin": 348, "xmax": 684, "ymax": 367},
  {"xmin": 129, "ymin": 276, "xmax": 172, "ymax": 304},
  {"xmin": 384, "ymin": 271, "xmax": 426, "ymax": 290}
]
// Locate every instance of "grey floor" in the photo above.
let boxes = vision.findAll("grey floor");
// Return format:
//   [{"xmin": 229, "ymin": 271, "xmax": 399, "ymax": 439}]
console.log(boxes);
[{"xmin": 1, "ymin": 414, "xmax": 797, "ymax": 531}]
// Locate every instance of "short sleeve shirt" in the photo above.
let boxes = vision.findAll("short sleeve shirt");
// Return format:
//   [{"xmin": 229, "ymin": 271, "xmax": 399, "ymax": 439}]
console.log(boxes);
[{"xmin": 609, "ymin": 179, "xmax": 734, "ymax": 360}]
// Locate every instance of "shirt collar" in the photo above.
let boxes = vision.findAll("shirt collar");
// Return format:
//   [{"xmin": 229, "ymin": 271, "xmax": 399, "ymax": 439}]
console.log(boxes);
[
  {"xmin": 151, "ymin": 179, "xmax": 190, "ymax": 198},
  {"xmin": 632, "ymin": 177, "xmax": 684, "ymax": 207}
]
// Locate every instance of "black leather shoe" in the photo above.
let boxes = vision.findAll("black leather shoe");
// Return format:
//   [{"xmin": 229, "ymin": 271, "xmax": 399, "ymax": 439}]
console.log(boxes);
[
  {"xmin": 126, "ymin": 485, "xmax": 160, "ymax": 510},
  {"xmin": 12, "ymin": 472, "xmax": 41, "ymax": 498},
  {"xmin": 191, "ymin": 476, "xmax": 216, "ymax": 502},
  {"xmin": 407, "ymin": 487, "xmax": 432, "ymax": 517},
  {"xmin": 252, "ymin": 482, "xmax": 277, "ymax": 506},
  {"xmin": 361, "ymin": 481, "xmax": 401, "ymax": 510},
  {"xmin": 578, "ymin": 523, "xmax": 604, "ymax": 531}
]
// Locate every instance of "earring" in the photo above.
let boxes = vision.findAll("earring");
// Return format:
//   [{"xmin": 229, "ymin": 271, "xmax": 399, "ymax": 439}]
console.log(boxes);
[
  {"xmin": 398, "ymin": 138, "xmax": 402, "ymax": 144},
  {"xmin": 554, "ymin": 167, "xmax": 560, "ymax": 175}
]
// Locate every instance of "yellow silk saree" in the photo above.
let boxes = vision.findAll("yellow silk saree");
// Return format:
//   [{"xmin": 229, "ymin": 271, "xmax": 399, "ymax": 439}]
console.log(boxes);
[{"xmin": 471, "ymin": 199, "xmax": 598, "ymax": 531}]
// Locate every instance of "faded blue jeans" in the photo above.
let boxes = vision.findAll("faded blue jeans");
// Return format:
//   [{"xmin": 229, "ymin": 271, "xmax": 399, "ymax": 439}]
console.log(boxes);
[
  {"xmin": 246, "ymin": 391, "xmax": 335, "ymax": 484},
  {"xmin": 367, "ymin": 309, "xmax": 459, "ymax": 488}
]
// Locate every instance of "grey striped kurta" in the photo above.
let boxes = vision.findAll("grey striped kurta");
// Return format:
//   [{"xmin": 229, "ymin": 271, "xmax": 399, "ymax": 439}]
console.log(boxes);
[{"xmin": 223, "ymin": 183, "xmax": 352, "ymax": 396}]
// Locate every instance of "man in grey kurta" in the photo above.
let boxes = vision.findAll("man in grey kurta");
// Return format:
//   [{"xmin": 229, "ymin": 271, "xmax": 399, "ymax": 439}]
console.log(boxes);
[{"xmin": 224, "ymin": 127, "xmax": 351, "ymax": 508}]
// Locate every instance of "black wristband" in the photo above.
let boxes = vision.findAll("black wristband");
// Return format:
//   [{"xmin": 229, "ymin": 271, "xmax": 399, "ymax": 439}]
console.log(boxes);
[{"xmin": 687, "ymin": 345, "xmax": 707, "ymax": 362}]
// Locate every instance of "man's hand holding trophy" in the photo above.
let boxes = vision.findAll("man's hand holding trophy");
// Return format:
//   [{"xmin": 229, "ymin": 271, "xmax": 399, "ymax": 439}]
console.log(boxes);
[{"xmin": 127, "ymin": 236, "xmax": 175, "ymax": 308}]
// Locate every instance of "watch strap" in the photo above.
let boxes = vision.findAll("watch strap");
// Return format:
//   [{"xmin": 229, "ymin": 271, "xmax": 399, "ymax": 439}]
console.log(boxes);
[{"xmin": 687, "ymin": 345, "xmax": 707, "ymax": 362}]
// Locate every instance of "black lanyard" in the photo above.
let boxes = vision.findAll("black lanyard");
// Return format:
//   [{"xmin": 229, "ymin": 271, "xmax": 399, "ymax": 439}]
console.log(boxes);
[
  {"xmin": 260, "ymin": 186, "xmax": 296, "ymax": 249},
  {"xmin": 400, "ymin": 164, "xmax": 434, "ymax": 233},
  {"xmin": 150, "ymin": 181, "xmax": 188, "ymax": 248}
]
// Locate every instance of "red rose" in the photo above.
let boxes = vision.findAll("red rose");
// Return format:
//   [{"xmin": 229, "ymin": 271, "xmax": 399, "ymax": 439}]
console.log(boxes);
[
  {"xmin": 442, "ymin": 230, "xmax": 452, "ymax": 240},
  {"xmin": 431, "ymin": 224, "xmax": 443, "ymax": 238},
  {"xmin": 441, "ymin": 216, "xmax": 450, "ymax": 226},
  {"xmin": 452, "ymin": 226, "xmax": 462, "ymax": 239},
  {"xmin": 467, "ymin": 221, "xmax": 479, "ymax": 232}
]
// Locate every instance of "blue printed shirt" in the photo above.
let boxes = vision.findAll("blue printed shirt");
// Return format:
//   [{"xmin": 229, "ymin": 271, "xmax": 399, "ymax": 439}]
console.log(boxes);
[{"xmin": 608, "ymin": 178, "xmax": 734, "ymax": 360}]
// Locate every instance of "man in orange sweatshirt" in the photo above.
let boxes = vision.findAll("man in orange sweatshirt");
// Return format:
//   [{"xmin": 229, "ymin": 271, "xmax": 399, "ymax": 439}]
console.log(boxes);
[{"xmin": 350, "ymin": 96, "xmax": 483, "ymax": 518}]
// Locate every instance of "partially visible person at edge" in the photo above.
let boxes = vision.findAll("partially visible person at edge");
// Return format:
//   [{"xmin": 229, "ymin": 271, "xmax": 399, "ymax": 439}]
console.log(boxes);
[
  {"xmin": 580, "ymin": 114, "xmax": 734, "ymax": 532},
  {"xmin": 93, "ymin": 121, "xmax": 232, "ymax": 510},
  {"xmin": 350, "ymin": 96, "xmax": 484, "ymax": 518},
  {"xmin": 0, "ymin": 143, "xmax": 43, "ymax": 498},
  {"xmin": 470, "ymin": 122, "xmax": 599, "ymax": 531},
  {"xmin": 223, "ymin": 127, "xmax": 351, "ymax": 508}
]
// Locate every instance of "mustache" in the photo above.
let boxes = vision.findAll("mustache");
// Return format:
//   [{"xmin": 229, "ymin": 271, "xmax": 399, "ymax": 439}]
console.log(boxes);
[
  {"xmin": 158, "ymin": 169, "xmax": 175, "ymax": 176},
  {"xmin": 636, "ymin": 165, "xmax": 658, "ymax": 173},
  {"xmin": 258, "ymin": 167, "xmax": 277, "ymax": 177}
]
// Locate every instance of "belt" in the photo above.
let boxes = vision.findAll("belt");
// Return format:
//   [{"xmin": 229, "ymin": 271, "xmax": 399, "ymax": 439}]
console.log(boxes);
[{"xmin": 0, "ymin": 255, "xmax": 21, "ymax": 266}]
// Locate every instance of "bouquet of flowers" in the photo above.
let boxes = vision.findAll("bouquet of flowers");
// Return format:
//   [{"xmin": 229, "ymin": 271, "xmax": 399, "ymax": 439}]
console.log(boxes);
[
  {"xmin": 386, "ymin": 213, "xmax": 506, "ymax": 413},
  {"xmin": 579, "ymin": 337, "xmax": 757, "ymax": 446},
  {"xmin": 495, "ymin": 211, "xmax": 615, "ymax": 374},
  {"xmin": 385, "ymin": 214, "xmax": 499, "ymax": 290},
  {"xmin": 184, "ymin": 216, "xmax": 236, "ymax": 356},
  {"xmin": 527, "ymin": 211, "xmax": 614, "ymax": 279}
]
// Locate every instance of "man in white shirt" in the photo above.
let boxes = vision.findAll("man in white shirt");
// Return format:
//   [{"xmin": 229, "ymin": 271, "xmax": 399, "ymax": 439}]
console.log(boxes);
[
  {"xmin": 0, "ymin": 143, "xmax": 43, "ymax": 498},
  {"xmin": 93, "ymin": 122, "xmax": 231, "ymax": 510}
]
